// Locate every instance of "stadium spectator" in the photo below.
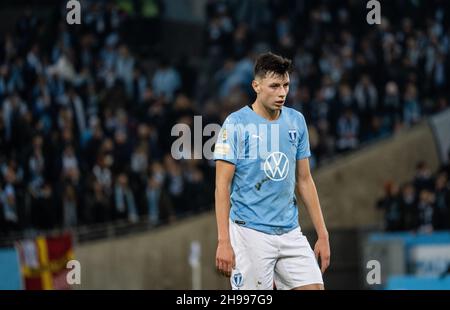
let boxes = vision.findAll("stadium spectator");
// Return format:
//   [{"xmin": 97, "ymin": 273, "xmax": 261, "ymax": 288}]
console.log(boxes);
[
  {"xmin": 433, "ymin": 172, "xmax": 450, "ymax": 230},
  {"xmin": 113, "ymin": 173, "xmax": 138, "ymax": 223},
  {"xmin": 377, "ymin": 181, "xmax": 403, "ymax": 231},
  {"xmin": 399, "ymin": 183, "xmax": 419, "ymax": 231},
  {"xmin": 417, "ymin": 189, "xmax": 435, "ymax": 233},
  {"xmin": 414, "ymin": 161, "xmax": 435, "ymax": 193},
  {"xmin": 336, "ymin": 107, "xmax": 360, "ymax": 153}
]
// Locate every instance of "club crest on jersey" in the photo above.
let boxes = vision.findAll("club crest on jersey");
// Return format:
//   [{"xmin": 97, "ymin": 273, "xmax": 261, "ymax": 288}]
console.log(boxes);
[{"xmin": 288, "ymin": 130, "xmax": 297, "ymax": 143}]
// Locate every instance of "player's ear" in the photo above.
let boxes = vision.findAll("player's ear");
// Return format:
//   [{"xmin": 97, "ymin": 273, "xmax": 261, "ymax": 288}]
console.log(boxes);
[{"xmin": 252, "ymin": 79, "xmax": 260, "ymax": 94}]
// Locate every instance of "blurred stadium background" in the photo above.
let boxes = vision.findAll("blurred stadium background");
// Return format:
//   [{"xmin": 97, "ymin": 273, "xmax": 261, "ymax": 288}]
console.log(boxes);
[{"xmin": 0, "ymin": 0, "xmax": 449, "ymax": 290}]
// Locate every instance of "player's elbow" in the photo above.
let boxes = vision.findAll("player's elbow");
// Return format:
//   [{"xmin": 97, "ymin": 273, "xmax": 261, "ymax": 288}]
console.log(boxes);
[
  {"xmin": 297, "ymin": 174, "xmax": 314, "ymax": 192},
  {"xmin": 215, "ymin": 184, "xmax": 230, "ymax": 199},
  {"xmin": 297, "ymin": 171, "xmax": 312, "ymax": 185}
]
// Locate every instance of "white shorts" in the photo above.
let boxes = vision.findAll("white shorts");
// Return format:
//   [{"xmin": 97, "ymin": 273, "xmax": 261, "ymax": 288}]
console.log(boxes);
[{"xmin": 229, "ymin": 220, "xmax": 323, "ymax": 290}]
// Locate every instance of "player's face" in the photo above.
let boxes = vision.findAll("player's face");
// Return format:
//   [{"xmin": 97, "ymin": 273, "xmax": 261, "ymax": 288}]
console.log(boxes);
[{"xmin": 254, "ymin": 72, "xmax": 290, "ymax": 112}]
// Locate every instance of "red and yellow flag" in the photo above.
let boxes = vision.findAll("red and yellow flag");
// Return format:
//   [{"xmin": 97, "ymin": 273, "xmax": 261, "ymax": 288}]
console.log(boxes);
[{"xmin": 16, "ymin": 233, "xmax": 75, "ymax": 290}]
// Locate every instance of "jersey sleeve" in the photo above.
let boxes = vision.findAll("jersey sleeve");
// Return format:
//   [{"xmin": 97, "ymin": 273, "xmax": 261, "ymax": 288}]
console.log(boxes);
[
  {"xmin": 213, "ymin": 115, "xmax": 240, "ymax": 165},
  {"xmin": 296, "ymin": 113, "xmax": 311, "ymax": 160}
]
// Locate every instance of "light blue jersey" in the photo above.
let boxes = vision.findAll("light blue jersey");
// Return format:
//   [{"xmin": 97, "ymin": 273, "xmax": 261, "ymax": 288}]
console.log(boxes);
[{"xmin": 214, "ymin": 105, "xmax": 311, "ymax": 235}]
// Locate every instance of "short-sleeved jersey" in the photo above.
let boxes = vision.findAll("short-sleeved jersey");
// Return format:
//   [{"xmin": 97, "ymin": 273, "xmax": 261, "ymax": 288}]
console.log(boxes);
[{"xmin": 214, "ymin": 105, "xmax": 311, "ymax": 235}]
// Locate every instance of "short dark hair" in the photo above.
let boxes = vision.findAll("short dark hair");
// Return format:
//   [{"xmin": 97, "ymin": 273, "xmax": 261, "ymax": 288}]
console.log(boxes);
[{"xmin": 254, "ymin": 52, "xmax": 293, "ymax": 79}]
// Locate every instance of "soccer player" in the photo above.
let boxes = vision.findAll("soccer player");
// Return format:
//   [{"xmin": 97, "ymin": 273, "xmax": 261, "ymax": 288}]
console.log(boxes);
[{"xmin": 214, "ymin": 52, "xmax": 330, "ymax": 290}]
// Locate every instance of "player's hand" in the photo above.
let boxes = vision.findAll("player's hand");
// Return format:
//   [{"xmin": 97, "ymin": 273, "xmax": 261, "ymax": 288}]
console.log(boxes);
[
  {"xmin": 314, "ymin": 237, "xmax": 330, "ymax": 274},
  {"xmin": 216, "ymin": 240, "xmax": 235, "ymax": 277}
]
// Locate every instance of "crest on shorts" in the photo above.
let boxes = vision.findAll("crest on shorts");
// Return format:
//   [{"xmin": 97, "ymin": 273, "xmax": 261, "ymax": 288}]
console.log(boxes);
[{"xmin": 232, "ymin": 271, "xmax": 243, "ymax": 288}]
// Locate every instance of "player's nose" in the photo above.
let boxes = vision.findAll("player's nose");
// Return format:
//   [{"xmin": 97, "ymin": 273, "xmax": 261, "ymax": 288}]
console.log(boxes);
[{"xmin": 278, "ymin": 88, "xmax": 287, "ymax": 97}]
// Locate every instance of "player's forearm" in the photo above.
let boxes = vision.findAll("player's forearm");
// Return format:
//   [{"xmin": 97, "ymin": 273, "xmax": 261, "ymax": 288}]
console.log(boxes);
[
  {"xmin": 215, "ymin": 186, "xmax": 231, "ymax": 243},
  {"xmin": 296, "ymin": 176, "xmax": 329, "ymax": 239}
]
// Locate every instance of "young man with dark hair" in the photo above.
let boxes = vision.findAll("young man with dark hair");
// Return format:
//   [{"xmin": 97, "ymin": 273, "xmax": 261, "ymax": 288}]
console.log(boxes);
[{"xmin": 214, "ymin": 52, "xmax": 330, "ymax": 290}]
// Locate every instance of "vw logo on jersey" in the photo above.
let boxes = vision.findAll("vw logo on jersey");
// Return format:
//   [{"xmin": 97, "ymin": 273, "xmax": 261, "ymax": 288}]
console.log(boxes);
[
  {"xmin": 232, "ymin": 271, "xmax": 244, "ymax": 288},
  {"xmin": 263, "ymin": 151, "xmax": 289, "ymax": 181}
]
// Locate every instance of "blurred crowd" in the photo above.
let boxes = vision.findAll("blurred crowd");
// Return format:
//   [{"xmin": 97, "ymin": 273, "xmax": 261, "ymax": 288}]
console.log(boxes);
[
  {"xmin": 377, "ymin": 151, "xmax": 450, "ymax": 232},
  {"xmin": 0, "ymin": 1, "xmax": 213, "ymax": 234},
  {"xmin": 1, "ymin": 0, "xmax": 450, "ymax": 234},
  {"xmin": 203, "ymin": 0, "xmax": 450, "ymax": 166}
]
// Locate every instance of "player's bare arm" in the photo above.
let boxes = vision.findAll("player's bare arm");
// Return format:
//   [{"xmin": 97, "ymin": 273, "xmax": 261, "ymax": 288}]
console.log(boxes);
[
  {"xmin": 215, "ymin": 160, "xmax": 236, "ymax": 277},
  {"xmin": 295, "ymin": 158, "xmax": 330, "ymax": 274}
]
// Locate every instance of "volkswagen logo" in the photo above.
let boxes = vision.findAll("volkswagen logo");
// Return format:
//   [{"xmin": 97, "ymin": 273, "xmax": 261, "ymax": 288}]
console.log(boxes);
[{"xmin": 263, "ymin": 151, "xmax": 289, "ymax": 181}]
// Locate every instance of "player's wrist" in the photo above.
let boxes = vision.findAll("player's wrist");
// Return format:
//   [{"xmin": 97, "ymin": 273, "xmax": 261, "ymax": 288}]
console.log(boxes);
[
  {"xmin": 218, "ymin": 238, "xmax": 231, "ymax": 245},
  {"xmin": 317, "ymin": 231, "xmax": 329, "ymax": 240}
]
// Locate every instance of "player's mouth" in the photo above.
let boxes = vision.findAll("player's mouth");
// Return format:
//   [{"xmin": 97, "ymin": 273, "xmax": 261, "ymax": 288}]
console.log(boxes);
[{"xmin": 274, "ymin": 100, "xmax": 285, "ymax": 106}]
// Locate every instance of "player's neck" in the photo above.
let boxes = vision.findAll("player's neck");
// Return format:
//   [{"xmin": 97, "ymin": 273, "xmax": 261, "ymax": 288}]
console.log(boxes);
[{"xmin": 252, "ymin": 100, "xmax": 281, "ymax": 121}]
